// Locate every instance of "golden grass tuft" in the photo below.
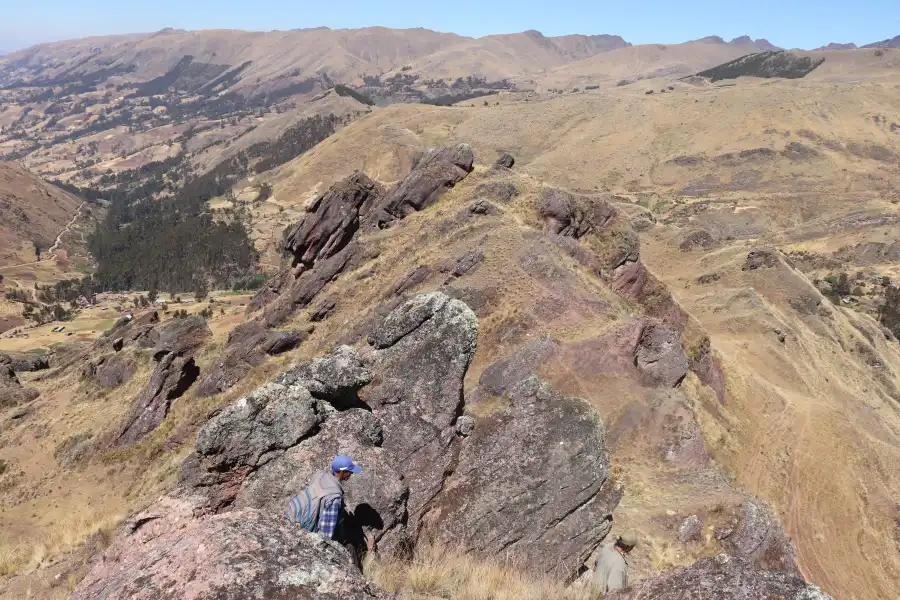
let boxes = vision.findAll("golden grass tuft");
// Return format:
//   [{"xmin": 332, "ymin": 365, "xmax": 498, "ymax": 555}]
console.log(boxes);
[
  {"xmin": 0, "ymin": 511, "xmax": 120, "ymax": 578},
  {"xmin": 365, "ymin": 543, "xmax": 594, "ymax": 600}
]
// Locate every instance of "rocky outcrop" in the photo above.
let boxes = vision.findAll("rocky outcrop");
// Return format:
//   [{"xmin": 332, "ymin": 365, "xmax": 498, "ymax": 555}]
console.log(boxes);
[
  {"xmin": 364, "ymin": 292, "xmax": 478, "ymax": 532},
  {"xmin": 609, "ymin": 554, "xmax": 830, "ymax": 600},
  {"xmin": 71, "ymin": 495, "xmax": 388, "ymax": 600},
  {"xmin": 0, "ymin": 350, "xmax": 49, "ymax": 372},
  {"xmin": 689, "ymin": 337, "xmax": 727, "ymax": 403},
  {"xmin": 635, "ymin": 321, "xmax": 689, "ymax": 387},
  {"xmin": 716, "ymin": 500, "xmax": 800, "ymax": 576},
  {"xmin": 743, "ymin": 249, "xmax": 779, "ymax": 270},
  {"xmin": 679, "ymin": 229, "xmax": 715, "ymax": 251},
  {"xmin": 284, "ymin": 172, "xmax": 381, "ymax": 269},
  {"xmin": 171, "ymin": 292, "xmax": 621, "ymax": 585},
  {"xmin": 538, "ymin": 187, "xmax": 616, "ymax": 239},
  {"xmin": 113, "ymin": 317, "xmax": 211, "ymax": 446},
  {"xmin": 428, "ymin": 377, "xmax": 621, "ymax": 580},
  {"xmin": 0, "ymin": 364, "xmax": 39, "ymax": 407},
  {"xmin": 373, "ymin": 144, "xmax": 474, "ymax": 228},
  {"xmin": 82, "ymin": 352, "xmax": 136, "ymax": 388},
  {"xmin": 262, "ymin": 242, "xmax": 358, "ymax": 327},
  {"xmin": 196, "ymin": 321, "xmax": 306, "ymax": 397},
  {"xmin": 180, "ymin": 344, "xmax": 408, "ymax": 540}
]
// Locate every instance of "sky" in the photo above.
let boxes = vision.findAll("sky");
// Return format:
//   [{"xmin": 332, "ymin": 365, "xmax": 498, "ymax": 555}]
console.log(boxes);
[{"xmin": 2, "ymin": 0, "xmax": 899, "ymax": 52}]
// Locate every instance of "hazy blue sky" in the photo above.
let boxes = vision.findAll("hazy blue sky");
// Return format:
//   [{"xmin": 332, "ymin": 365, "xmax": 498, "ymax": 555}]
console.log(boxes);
[{"xmin": 2, "ymin": 0, "xmax": 898, "ymax": 52}]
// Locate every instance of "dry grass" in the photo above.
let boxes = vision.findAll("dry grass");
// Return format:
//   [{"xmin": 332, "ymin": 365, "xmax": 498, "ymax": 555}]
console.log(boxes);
[
  {"xmin": 365, "ymin": 543, "xmax": 594, "ymax": 600},
  {"xmin": 0, "ymin": 511, "xmax": 120, "ymax": 578}
]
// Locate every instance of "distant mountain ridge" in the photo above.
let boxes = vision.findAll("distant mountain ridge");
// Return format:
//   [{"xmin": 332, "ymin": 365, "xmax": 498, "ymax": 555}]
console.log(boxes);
[
  {"xmin": 815, "ymin": 42, "xmax": 858, "ymax": 50},
  {"xmin": 692, "ymin": 35, "xmax": 781, "ymax": 51},
  {"xmin": 862, "ymin": 35, "xmax": 900, "ymax": 49}
]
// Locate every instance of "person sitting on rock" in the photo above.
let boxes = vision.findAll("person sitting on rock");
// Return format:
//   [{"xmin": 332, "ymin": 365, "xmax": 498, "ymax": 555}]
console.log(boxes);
[
  {"xmin": 593, "ymin": 530, "xmax": 637, "ymax": 594},
  {"xmin": 285, "ymin": 455, "xmax": 361, "ymax": 539}
]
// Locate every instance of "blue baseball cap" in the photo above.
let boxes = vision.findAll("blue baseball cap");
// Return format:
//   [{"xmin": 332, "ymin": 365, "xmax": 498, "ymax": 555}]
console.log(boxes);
[{"xmin": 331, "ymin": 455, "xmax": 362, "ymax": 474}]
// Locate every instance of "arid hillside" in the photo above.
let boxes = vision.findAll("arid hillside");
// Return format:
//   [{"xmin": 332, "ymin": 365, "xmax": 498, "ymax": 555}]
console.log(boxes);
[
  {"xmin": 0, "ymin": 162, "xmax": 82, "ymax": 266},
  {"xmin": 235, "ymin": 74, "xmax": 900, "ymax": 600},
  {"xmin": 0, "ymin": 25, "xmax": 899, "ymax": 600}
]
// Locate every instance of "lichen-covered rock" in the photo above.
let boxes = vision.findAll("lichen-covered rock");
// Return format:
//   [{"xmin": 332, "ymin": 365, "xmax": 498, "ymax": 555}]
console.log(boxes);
[
  {"xmin": 71, "ymin": 495, "xmax": 388, "ymax": 600},
  {"xmin": 679, "ymin": 515, "xmax": 703, "ymax": 542},
  {"xmin": 428, "ymin": 377, "xmax": 621, "ymax": 580},
  {"xmin": 716, "ymin": 500, "xmax": 800, "ymax": 576},
  {"xmin": 609, "ymin": 554, "xmax": 830, "ymax": 600},
  {"xmin": 364, "ymin": 292, "xmax": 477, "ymax": 525},
  {"xmin": 284, "ymin": 172, "xmax": 381, "ymax": 268}
]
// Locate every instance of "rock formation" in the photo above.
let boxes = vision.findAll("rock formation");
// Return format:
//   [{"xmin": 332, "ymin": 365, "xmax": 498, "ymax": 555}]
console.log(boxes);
[
  {"xmin": 609, "ymin": 554, "xmax": 830, "ymax": 599},
  {"xmin": 0, "ymin": 350, "xmax": 50, "ymax": 372},
  {"xmin": 71, "ymin": 495, "xmax": 388, "ymax": 600},
  {"xmin": 373, "ymin": 143, "xmax": 474, "ymax": 228},
  {"xmin": 538, "ymin": 187, "xmax": 616, "ymax": 239},
  {"xmin": 113, "ymin": 316, "xmax": 211, "ymax": 446},
  {"xmin": 495, "ymin": 152, "xmax": 515, "ymax": 169},
  {"xmin": 0, "ymin": 364, "xmax": 40, "ymax": 407},
  {"xmin": 283, "ymin": 172, "xmax": 381, "ymax": 269}
]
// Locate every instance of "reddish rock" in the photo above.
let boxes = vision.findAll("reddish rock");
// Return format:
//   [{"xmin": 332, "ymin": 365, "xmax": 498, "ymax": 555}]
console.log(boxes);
[
  {"xmin": 284, "ymin": 172, "xmax": 381, "ymax": 268},
  {"xmin": 373, "ymin": 144, "xmax": 474, "ymax": 228},
  {"xmin": 113, "ymin": 317, "xmax": 211, "ymax": 446},
  {"xmin": 538, "ymin": 187, "xmax": 616, "ymax": 238},
  {"xmin": 196, "ymin": 320, "xmax": 307, "ymax": 397},
  {"xmin": 71, "ymin": 495, "xmax": 388, "ymax": 600},
  {"xmin": 609, "ymin": 554, "xmax": 830, "ymax": 600}
]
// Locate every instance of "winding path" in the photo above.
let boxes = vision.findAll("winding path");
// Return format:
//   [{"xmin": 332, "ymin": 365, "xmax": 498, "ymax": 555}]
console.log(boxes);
[{"xmin": 0, "ymin": 201, "xmax": 87, "ymax": 272}]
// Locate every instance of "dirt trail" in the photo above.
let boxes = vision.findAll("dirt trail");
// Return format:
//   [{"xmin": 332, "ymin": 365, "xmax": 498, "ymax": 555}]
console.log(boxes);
[
  {"xmin": 48, "ymin": 201, "xmax": 86, "ymax": 255},
  {"xmin": 0, "ymin": 201, "xmax": 86, "ymax": 272}
]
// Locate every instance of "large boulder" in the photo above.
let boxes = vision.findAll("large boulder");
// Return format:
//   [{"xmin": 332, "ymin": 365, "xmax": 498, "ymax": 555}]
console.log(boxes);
[
  {"xmin": 363, "ymin": 292, "xmax": 478, "ymax": 528},
  {"xmin": 372, "ymin": 144, "xmax": 475, "ymax": 228},
  {"xmin": 71, "ymin": 495, "xmax": 388, "ymax": 600},
  {"xmin": 179, "ymin": 346, "xmax": 409, "ymax": 544},
  {"xmin": 716, "ymin": 500, "xmax": 800, "ymax": 576},
  {"xmin": 0, "ymin": 364, "xmax": 39, "ymax": 407},
  {"xmin": 495, "ymin": 152, "xmax": 516, "ymax": 169},
  {"xmin": 427, "ymin": 377, "xmax": 622, "ymax": 581},
  {"xmin": 82, "ymin": 352, "xmax": 136, "ymax": 388},
  {"xmin": 609, "ymin": 554, "xmax": 830, "ymax": 600},
  {"xmin": 0, "ymin": 350, "xmax": 49, "ymax": 372},
  {"xmin": 284, "ymin": 172, "xmax": 381, "ymax": 269},
  {"xmin": 635, "ymin": 321, "xmax": 689, "ymax": 387}
]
